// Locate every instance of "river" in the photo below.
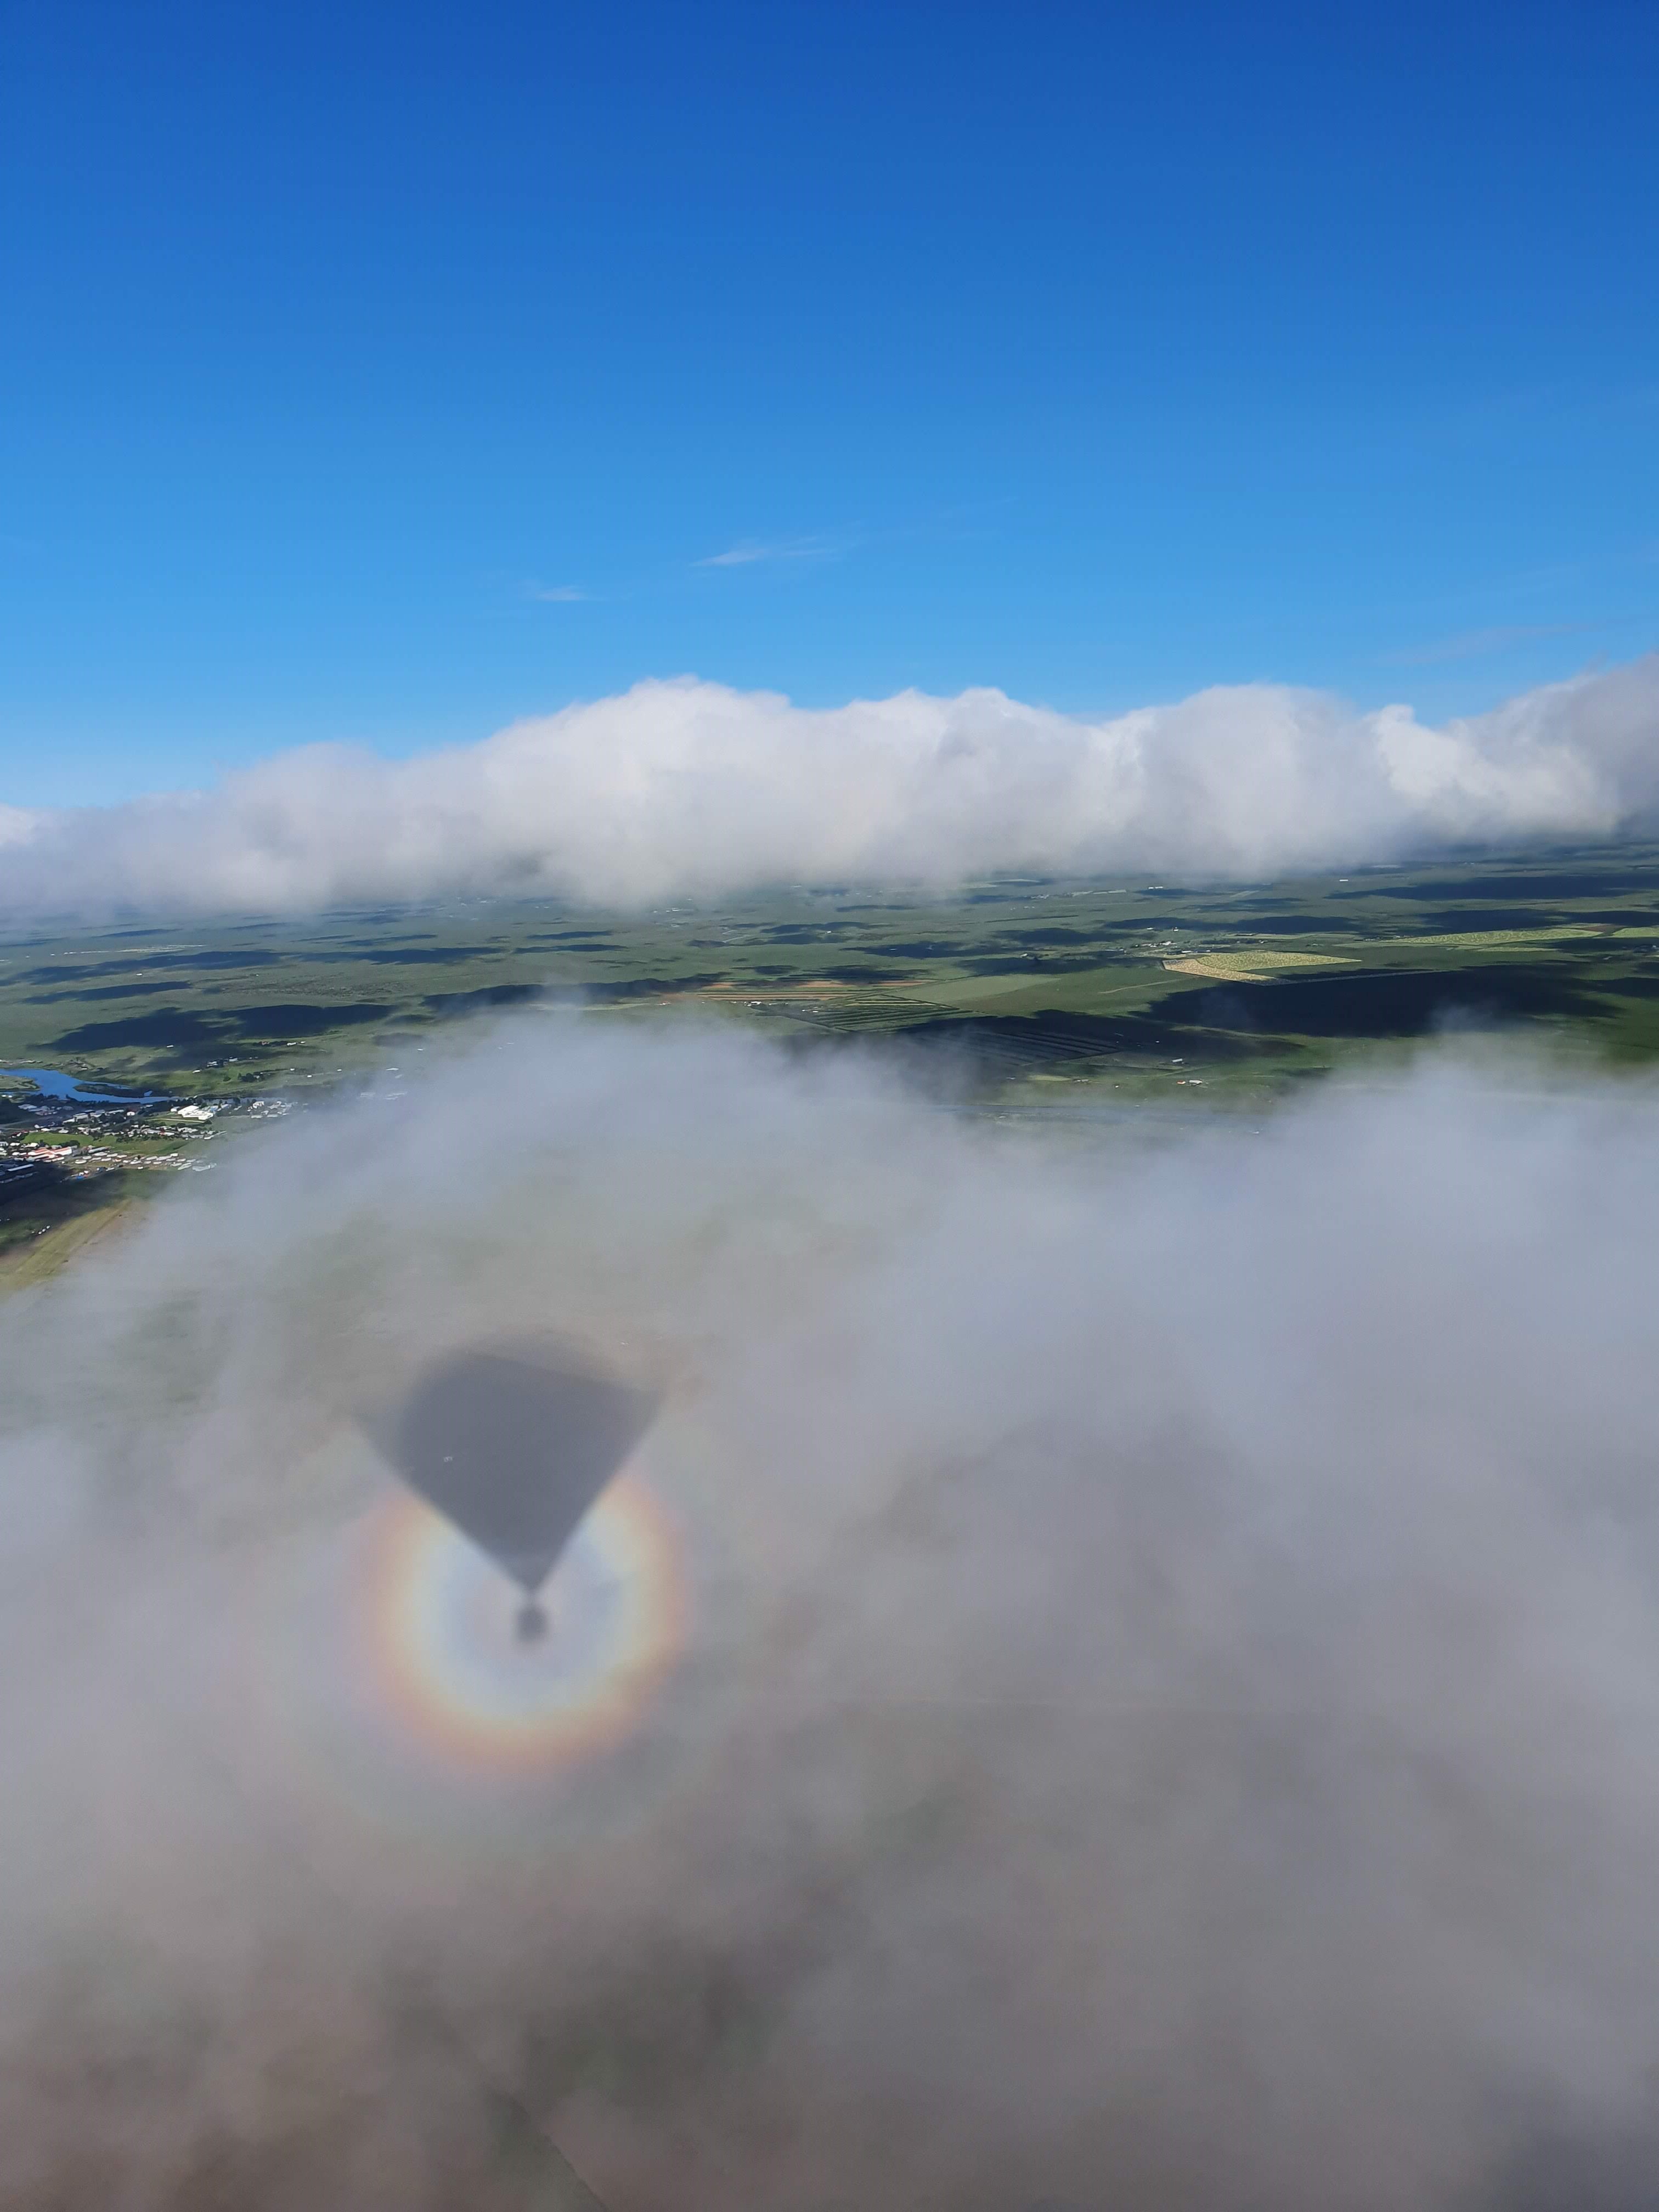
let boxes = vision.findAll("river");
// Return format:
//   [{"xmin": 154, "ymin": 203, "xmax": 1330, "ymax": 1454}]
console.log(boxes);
[{"xmin": 0, "ymin": 1066, "xmax": 171, "ymax": 1105}]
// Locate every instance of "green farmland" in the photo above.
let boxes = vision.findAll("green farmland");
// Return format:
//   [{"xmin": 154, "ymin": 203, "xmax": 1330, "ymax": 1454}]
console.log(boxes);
[{"xmin": 7, "ymin": 840, "xmax": 1659, "ymax": 1111}]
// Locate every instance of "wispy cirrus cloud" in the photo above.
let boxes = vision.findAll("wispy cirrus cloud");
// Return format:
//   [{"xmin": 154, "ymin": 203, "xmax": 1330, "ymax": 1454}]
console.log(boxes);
[
  {"xmin": 1379, "ymin": 623, "xmax": 1583, "ymax": 668},
  {"xmin": 694, "ymin": 535, "xmax": 837, "ymax": 569},
  {"xmin": 523, "ymin": 582, "xmax": 589, "ymax": 603}
]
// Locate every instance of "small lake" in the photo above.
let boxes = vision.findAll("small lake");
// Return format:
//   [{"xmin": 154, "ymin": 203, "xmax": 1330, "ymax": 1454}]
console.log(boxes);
[{"xmin": 0, "ymin": 1066, "xmax": 171, "ymax": 1104}]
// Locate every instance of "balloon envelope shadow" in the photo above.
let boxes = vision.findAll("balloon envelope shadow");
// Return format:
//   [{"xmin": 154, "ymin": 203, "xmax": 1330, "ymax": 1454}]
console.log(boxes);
[{"xmin": 370, "ymin": 1343, "xmax": 659, "ymax": 1642}]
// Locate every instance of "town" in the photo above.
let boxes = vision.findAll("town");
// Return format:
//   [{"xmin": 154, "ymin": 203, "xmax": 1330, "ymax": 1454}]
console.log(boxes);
[{"xmin": 0, "ymin": 1082, "xmax": 291, "ymax": 1211}]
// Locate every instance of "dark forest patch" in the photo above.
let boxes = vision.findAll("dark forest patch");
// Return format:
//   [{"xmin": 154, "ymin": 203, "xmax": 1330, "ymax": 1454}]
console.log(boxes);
[
  {"xmin": 891, "ymin": 1008, "xmax": 1263, "ymax": 1065},
  {"xmin": 1577, "ymin": 973, "xmax": 1659, "ymax": 999},
  {"xmin": 584, "ymin": 974, "xmax": 725, "ymax": 1002},
  {"xmin": 16, "ymin": 950, "xmax": 284, "ymax": 984},
  {"xmin": 50, "ymin": 1003, "xmax": 395, "ymax": 1052},
  {"xmin": 1392, "ymin": 908, "xmax": 1560, "ymax": 932},
  {"xmin": 420, "ymin": 984, "xmax": 549, "ymax": 1017},
  {"xmin": 1336, "ymin": 868, "xmax": 1659, "ymax": 902},
  {"xmin": 1148, "ymin": 964, "xmax": 1607, "ymax": 1039}
]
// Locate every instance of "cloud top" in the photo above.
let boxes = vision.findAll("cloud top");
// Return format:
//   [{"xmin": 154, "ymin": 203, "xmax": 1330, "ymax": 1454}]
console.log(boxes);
[
  {"xmin": 7, "ymin": 1024, "xmax": 1659, "ymax": 2203},
  {"xmin": 2, "ymin": 656, "xmax": 1657, "ymax": 917}
]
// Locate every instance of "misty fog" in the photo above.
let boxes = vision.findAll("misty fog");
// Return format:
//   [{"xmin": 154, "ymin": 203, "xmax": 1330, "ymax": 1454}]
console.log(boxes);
[{"xmin": 3, "ymin": 1017, "xmax": 1659, "ymax": 2207}]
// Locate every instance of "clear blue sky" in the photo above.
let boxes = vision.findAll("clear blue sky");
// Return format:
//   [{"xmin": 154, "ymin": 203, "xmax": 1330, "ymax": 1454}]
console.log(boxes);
[{"xmin": 3, "ymin": 0, "xmax": 1655, "ymax": 805}]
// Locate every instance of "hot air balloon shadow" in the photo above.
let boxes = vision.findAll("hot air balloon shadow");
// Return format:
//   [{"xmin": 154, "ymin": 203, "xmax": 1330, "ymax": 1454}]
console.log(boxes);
[{"xmin": 374, "ymin": 1342, "xmax": 659, "ymax": 1644}]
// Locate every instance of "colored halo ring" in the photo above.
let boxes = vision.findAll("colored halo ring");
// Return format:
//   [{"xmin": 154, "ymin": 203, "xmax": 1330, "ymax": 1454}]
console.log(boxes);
[{"xmin": 354, "ymin": 1470, "xmax": 687, "ymax": 1771}]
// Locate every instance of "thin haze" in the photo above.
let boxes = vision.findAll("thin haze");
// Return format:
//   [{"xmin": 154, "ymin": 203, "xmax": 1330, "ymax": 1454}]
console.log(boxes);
[
  {"xmin": 1, "ymin": 656, "xmax": 1657, "ymax": 917},
  {"xmin": 4, "ymin": 1018, "xmax": 1659, "ymax": 2206}
]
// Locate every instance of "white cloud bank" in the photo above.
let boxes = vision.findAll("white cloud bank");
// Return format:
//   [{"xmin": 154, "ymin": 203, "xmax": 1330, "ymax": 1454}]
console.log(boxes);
[{"xmin": 2, "ymin": 654, "xmax": 1657, "ymax": 917}]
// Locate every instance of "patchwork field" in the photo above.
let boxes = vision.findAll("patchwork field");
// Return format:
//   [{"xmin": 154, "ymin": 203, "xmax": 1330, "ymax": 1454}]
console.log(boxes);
[
  {"xmin": 5, "ymin": 839, "xmax": 1659, "ymax": 1278},
  {"xmin": 4, "ymin": 842, "xmax": 1659, "ymax": 1102}
]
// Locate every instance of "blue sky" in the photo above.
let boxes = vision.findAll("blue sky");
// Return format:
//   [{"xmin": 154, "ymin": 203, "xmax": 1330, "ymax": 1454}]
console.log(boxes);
[{"xmin": 3, "ymin": 0, "xmax": 1655, "ymax": 806}]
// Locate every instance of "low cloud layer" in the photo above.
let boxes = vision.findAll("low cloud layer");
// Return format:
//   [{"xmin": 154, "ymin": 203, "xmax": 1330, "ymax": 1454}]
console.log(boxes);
[
  {"xmin": 2, "ymin": 654, "xmax": 1657, "ymax": 916},
  {"xmin": 5, "ymin": 1020, "xmax": 1659, "ymax": 2206}
]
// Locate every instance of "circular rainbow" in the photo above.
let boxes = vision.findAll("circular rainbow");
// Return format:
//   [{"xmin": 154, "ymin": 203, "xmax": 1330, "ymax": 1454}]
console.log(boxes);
[{"xmin": 354, "ymin": 1471, "xmax": 686, "ymax": 1771}]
